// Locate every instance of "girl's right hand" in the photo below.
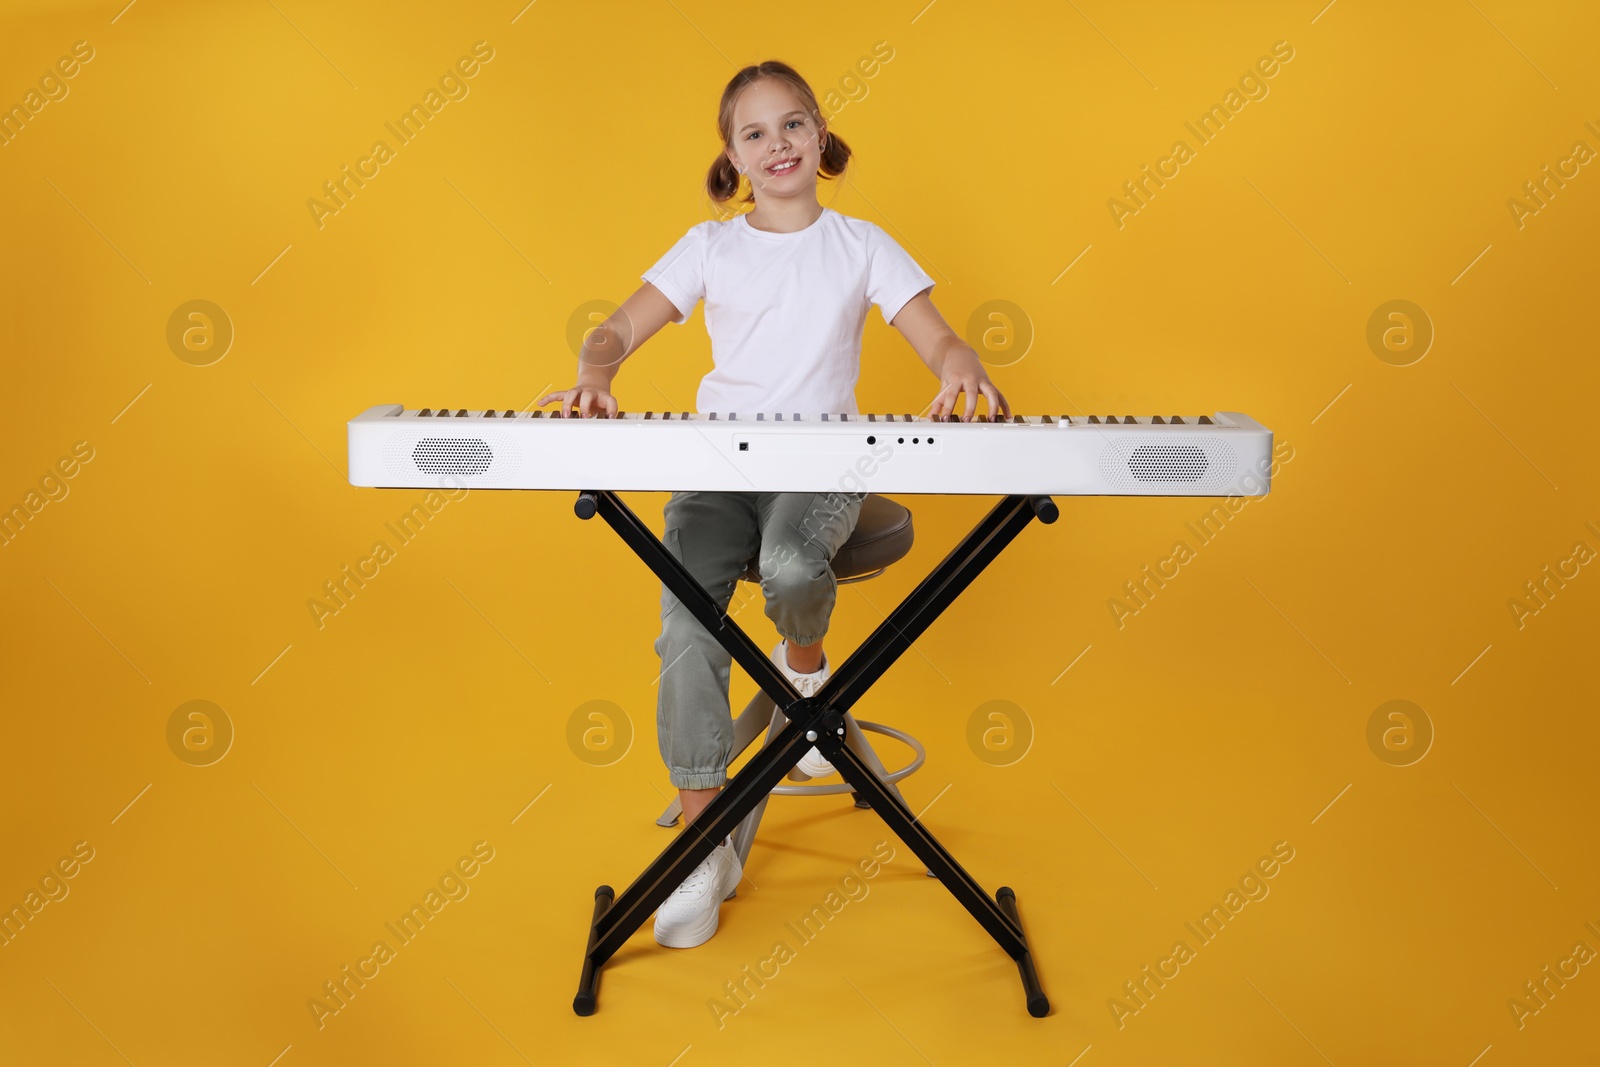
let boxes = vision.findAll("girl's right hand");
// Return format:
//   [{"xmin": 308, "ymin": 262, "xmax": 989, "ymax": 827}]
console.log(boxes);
[{"xmin": 538, "ymin": 382, "xmax": 618, "ymax": 418}]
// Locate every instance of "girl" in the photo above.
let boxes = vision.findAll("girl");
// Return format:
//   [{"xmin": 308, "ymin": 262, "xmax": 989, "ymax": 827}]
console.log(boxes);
[{"xmin": 539, "ymin": 60, "xmax": 1010, "ymax": 949}]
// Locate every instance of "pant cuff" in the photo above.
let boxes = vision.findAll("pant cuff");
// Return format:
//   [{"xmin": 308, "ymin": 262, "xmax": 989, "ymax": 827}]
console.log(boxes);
[
  {"xmin": 781, "ymin": 626, "xmax": 829, "ymax": 646},
  {"xmin": 671, "ymin": 769, "xmax": 728, "ymax": 790}
]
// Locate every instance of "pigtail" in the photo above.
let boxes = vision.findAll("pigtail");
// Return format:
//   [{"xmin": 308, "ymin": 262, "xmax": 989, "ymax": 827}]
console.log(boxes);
[
  {"xmin": 706, "ymin": 153, "xmax": 751, "ymax": 207},
  {"xmin": 818, "ymin": 128, "xmax": 851, "ymax": 180}
]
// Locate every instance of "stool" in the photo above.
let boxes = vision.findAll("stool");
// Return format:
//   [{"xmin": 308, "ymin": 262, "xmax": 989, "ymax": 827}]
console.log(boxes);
[{"xmin": 653, "ymin": 494, "xmax": 929, "ymax": 874}]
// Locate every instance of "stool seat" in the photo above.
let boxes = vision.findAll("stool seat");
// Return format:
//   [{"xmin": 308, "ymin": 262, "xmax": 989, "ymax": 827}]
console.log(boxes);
[{"xmin": 738, "ymin": 494, "xmax": 914, "ymax": 584}]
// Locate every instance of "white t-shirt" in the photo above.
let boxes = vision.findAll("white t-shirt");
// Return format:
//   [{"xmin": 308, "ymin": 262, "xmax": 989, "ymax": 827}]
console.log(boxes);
[{"xmin": 640, "ymin": 207, "xmax": 935, "ymax": 417}]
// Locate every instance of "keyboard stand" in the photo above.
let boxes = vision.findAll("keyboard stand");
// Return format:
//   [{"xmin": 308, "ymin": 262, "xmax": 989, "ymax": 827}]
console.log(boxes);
[{"xmin": 571, "ymin": 489, "xmax": 1055, "ymax": 1018}]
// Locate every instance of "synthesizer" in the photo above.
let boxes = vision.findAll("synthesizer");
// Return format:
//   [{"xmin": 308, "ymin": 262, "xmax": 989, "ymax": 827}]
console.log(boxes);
[{"xmin": 346, "ymin": 405, "xmax": 1274, "ymax": 496}]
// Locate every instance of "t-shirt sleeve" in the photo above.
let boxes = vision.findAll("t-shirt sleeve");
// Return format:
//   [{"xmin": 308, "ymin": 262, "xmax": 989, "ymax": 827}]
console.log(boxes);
[
  {"xmin": 866, "ymin": 223, "xmax": 935, "ymax": 326},
  {"xmin": 640, "ymin": 224, "xmax": 707, "ymax": 325}
]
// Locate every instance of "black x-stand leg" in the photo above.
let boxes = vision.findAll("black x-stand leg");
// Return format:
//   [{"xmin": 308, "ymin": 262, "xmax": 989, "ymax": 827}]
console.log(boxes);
[{"xmin": 571, "ymin": 489, "xmax": 1056, "ymax": 1018}]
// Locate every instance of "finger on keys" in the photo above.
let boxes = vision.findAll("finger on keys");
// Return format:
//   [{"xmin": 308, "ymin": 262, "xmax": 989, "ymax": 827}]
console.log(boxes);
[{"xmin": 986, "ymin": 382, "xmax": 1010, "ymax": 419}]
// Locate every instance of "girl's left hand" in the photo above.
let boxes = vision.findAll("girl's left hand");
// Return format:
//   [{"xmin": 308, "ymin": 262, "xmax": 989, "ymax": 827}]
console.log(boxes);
[{"xmin": 931, "ymin": 353, "xmax": 1011, "ymax": 420}]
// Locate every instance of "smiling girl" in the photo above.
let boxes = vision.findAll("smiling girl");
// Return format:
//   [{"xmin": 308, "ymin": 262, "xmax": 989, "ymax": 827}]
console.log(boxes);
[{"xmin": 540, "ymin": 60, "xmax": 1009, "ymax": 949}]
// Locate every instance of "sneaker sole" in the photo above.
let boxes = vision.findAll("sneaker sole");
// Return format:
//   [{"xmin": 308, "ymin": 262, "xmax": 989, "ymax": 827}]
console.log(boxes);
[{"xmin": 797, "ymin": 750, "xmax": 836, "ymax": 778}]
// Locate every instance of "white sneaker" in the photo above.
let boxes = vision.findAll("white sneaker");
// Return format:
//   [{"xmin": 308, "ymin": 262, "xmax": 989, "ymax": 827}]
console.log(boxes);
[
  {"xmin": 770, "ymin": 639, "xmax": 836, "ymax": 778},
  {"xmin": 653, "ymin": 833, "xmax": 742, "ymax": 949}
]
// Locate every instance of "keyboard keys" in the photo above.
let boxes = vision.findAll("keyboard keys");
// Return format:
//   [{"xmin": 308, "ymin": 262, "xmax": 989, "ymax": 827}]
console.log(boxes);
[{"xmin": 405, "ymin": 408, "xmax": 1224, "ymax": 425}]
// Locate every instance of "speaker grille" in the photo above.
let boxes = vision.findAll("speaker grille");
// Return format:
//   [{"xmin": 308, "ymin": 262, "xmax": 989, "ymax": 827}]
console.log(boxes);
[
  {"xmin": 411, "ymin": 437, "xmax": 491, "ymax": 475},
  {"xmin": 383, "ymin": 433, "xmax": 518, "ymax": 480},
  {"xmin": 1127, "ymin": 443, "xmax": 1207, "ymax": 482},
  {"xmin": 1098, "ymin": 437, "xmax": 1237, "ymax": 490}
]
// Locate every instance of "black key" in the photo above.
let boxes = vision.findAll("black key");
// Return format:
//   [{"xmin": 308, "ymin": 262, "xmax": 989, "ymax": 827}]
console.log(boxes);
[
  {"xmin": 709, "ymin": 412, "xmax": 718, "ymax": 420},
  {"xmin": 1198, "ymin": 415, "xmax": 1213, "ymax": 424},
  {"xmin": 418, "ymin": 408, "xmax": 432, "ymax": 417},
  {"xmin": 1171, "ymin": 415, "xmax": 1184, "ymax": 424}
]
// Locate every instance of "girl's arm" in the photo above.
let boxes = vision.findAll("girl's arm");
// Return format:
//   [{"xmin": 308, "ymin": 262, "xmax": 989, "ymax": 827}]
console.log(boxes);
[
  {"xmin": 539, "ymin": 282, "xmax": 681, "ymax": 417},
  {"xmin": 888, "ymin": 290, "xmax": 1013, "ymax": 420}
]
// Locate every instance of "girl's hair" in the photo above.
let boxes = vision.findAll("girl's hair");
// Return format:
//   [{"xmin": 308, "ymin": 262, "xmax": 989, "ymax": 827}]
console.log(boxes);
[{"xmin": 705, "ymin": 60, "xmax": 852, "ymax": 208}]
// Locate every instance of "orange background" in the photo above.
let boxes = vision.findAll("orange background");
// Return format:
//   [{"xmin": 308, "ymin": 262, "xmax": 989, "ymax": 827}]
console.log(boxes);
[{"xmin": 1, "ymin": 0, "xmax": 1596, "ymax": 1063}]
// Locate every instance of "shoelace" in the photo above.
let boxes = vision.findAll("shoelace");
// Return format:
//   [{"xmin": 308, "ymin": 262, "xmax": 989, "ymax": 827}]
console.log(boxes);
[
  {"xmin": 780, "ymin": 647, "xmax": 829, "ymax": 697},
  {"xmin": 679, "ymin": 862, "xmax": 711, "ymax": 895},
  {"xmin": 672, "ymin": 843, "xmax": 728, "ymax": 897}
]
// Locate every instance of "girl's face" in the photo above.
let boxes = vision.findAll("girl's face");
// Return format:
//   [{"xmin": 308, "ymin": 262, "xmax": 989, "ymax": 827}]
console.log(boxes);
[{"xmin": 724, "ymin": 79, "xmax": 824, "ymax": 200}]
